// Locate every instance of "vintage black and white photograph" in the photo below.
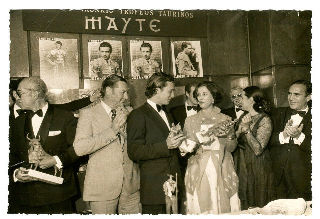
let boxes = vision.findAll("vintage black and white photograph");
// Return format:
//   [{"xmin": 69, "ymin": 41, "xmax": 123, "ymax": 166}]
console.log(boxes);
[
  {"xmin": 130, "ymin": 40, "xmax": 163, "ymax": 79},
  {"xmin": 39, "ymin": 37, "xmax": 79, "ymax": 89},
  {"xmin": 5, "ymin": 7, "xmax": 316, "ymax": 216},
  {"xmin": 88, "ymin": 39, "xmax": 123, "ymax": 80},
  {"xmin": 171, "ymin": 40, "xmax": 203, "ymax": 78}
]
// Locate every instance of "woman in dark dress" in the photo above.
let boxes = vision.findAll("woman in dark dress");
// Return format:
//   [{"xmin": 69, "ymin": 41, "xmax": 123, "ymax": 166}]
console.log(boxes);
[{"xmin": 235, "ymin": 86, "xmax": 274, "ymax": 210}]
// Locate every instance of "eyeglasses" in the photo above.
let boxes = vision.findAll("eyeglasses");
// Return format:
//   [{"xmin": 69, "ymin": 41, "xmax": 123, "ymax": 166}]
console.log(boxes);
[
  {"xmin": 231, "ymin": 93, "xmax": 242, "ymax": 99},
  {"xmin": 16, "ymin": 89, "xmax": 34, "ymax": 98}
]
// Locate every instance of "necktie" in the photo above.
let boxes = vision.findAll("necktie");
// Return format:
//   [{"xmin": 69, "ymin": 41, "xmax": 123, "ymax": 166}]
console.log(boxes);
[
  {"xmin": 28, "ymin": 109, "xmax": 43, "ymax": 117},
  {"xmin": 156, "ymin": 104, "xmax": 166, "ymax": 112},
  {"xmin": 111, "ymin": 109, "xmax": 116, "ymax": 121},
  {"xmin": 235, "ymin": 108, "xmax": 242, "ymax": 112},
  {"xmin": 291, "ymin": 110, "xmax": 306, "ymax": 117},
  {"xmin": 25, "ymin": 111, "xmax": 35, "ymax": 139},
  {"xmin": 187, "ymin": 105, "xmax": 198, "ymax": 111},
  {"xmin": 111, "ymin": 109, "xmax": 121, "ymax": 143}
]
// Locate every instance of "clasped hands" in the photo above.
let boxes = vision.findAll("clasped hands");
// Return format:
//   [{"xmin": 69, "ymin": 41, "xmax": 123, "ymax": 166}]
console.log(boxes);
[{"xmin": 283, "ymin": 119, "xmax": 304, "ymax": 139}]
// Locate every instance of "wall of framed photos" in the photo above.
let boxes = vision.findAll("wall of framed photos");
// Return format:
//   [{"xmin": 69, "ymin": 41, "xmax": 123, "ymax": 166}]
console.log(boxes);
[{"xmin": 10, "ymin": 10, "xmax": 311, "ymax": 108}]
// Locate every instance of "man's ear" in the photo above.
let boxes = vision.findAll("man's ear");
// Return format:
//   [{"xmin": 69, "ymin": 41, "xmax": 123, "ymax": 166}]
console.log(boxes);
[
  {"xmin": 12, "ymin": 90, "xmax": 19, "ymax": 100},
  {"xmin": 306, "ymin": 94, "xmax": 312, "ymax": 102}
]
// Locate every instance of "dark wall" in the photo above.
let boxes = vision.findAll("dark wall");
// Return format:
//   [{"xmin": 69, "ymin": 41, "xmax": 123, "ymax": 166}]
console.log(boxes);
[{"xmin": 9, "ymin": 10, "xmax": 312, "ymax": 109}]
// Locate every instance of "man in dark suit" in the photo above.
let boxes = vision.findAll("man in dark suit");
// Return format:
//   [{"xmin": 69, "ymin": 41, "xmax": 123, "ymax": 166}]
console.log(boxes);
[
  {"xmin": 170, "ymin": 82, "xmax": 199, "ymax": 129},
  {"xmin": 127, "ymin": 73, "xmax": 185, "ymax": 214},
  {"xmin": 9, "ymin": 77, "xmax": 80, "ymax": 213},
  {"xmin": 221, "ymin": 86, "xmax": 244, "ymax": 120},
  {"xmin": 270, "ymin": 80, "xmax": 312, "ymax": 201}
]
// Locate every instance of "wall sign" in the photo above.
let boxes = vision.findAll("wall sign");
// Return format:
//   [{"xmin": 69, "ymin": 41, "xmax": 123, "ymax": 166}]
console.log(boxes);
[{"xmin": 22, "ymin": 9, "xmax": 207, "ymax": 37}]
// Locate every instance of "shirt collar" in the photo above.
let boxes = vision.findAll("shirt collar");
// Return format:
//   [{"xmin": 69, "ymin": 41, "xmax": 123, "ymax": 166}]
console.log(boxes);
[
  {"xmin": 40, "ymin": 103, "xmax": 49, "ymax": 116},
  {"xmin": 147, "ymin": 99, "xmax": 159, "ymax": 112},
  {"xmin": 101, "ymin": 101, "xmax": 112, "ymax": 116},
  {"xmin": 14, "ymin": 103, "xmax": 49, "ymax": 118},
  {"xmin": 13, "ymin": 104, "xmax": 21, "ymax": 118}
]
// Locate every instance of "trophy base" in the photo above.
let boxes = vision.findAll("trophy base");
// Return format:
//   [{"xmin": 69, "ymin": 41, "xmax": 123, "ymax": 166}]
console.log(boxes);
[{"xmin": 27, "ymin": 169, "xmax": 64, "ymax": 185}]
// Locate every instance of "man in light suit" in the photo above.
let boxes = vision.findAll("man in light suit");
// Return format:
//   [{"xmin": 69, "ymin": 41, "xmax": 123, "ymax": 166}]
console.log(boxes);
[
  {"xmin": 127, "ymin": 72, "xmax": 185, "ymax": 214},
  {"xmin": 73, "ymin": 75, "xmax": 140, "ymax": 214},
  {"xmin": 10, "ymin": 77, "xmax": 79, "ymax": 213}
]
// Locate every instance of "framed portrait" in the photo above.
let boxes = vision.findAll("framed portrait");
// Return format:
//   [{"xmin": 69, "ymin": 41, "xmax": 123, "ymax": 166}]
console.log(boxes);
[
  {"xmin": 88, "ymin": 40, "xmax": 123, "ymax": 80},
  {"xmin": 171, "ymin": 40, "xmax": 203, "ymax": 78},
  {"xmin": 130, "ymin": 40, "xmax": 163, "ymax": 79},
  {"xmin": 39, "ymin": 37, "xmax": 79, "ymax": 89}
]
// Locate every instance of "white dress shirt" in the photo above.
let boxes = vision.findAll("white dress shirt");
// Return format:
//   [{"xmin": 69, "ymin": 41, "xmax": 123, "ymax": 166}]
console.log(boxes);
[
  {"xmin": 100, "ymin": 101, "xmax": 113, "ymax": 119},
  {"xmin": 185, "ymin": 103, "xmax": 198, "ymax": 117},
  {"xmin": 279, "ymin": 107, "xmax": 308, "ymax": 145},
  {"xmin": 235, "ymin": 106, "xmax": 244, "ymax": 119},
  {"xmin": 13, "ymin": 103, "xmax": 21, "ymax": 118},
  {"xmin": 147, "ymin": 99, "xmax": 171, "ymax": 129}
]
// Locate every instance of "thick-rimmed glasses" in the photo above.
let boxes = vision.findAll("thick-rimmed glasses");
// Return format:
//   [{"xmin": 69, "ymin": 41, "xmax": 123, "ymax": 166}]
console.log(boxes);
[{"xmin": 231, "ymin": 93, "xmax": 242, "ymax": 99}]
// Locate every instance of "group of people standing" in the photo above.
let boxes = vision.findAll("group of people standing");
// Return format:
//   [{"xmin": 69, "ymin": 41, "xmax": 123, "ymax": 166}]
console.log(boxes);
[{"xmin": 8, "ymin": 72, "xmax": 312, "ymax": 215}]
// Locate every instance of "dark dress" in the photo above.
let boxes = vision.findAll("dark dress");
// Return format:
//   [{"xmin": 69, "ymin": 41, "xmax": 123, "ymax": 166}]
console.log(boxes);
[{"xmin": 235, "ymin": 113, "xmax": 274, "ymax": 210}]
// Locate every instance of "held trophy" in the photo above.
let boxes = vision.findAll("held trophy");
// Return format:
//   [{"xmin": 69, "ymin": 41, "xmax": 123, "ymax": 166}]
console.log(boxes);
[{"xmin": 26, "ymin": 133, "xmax": 64, "ymax": 185}]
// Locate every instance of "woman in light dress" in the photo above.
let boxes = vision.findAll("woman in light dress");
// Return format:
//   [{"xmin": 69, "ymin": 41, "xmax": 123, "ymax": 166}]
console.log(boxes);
[{"xmin": 182, "ymin": 81, "xmax": 241, "ymax": 214}]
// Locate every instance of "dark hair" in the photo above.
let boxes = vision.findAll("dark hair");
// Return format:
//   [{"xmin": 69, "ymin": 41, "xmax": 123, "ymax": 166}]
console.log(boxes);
[
  {"xmin": 140, "ymin": 42, "xmax": 152, "ymax": 52},
  {"xmin": 9, "ymin": 78, "xmax": 24, "ymax": 102},
  {"xmin": 185, "ymin": 82, "xmax": 198, "ymax": 94},
  {"xmin": 100, "ymin": 75, "xmax": 127, "ymax": 98},
  {"xmin": 181, "ymin": 42, "xmax": 191, "ymax": 50},
  {"xmin": 243, "ymin": 86, "xmax": 270, "ymax": 113},
  {"xmin": 145, "ymin": 72, "xmax": 174, "ymax": 98},
  {"xmin": 56, "ymin": 41, "xmax": 62, "ymax": 46},
  {"xmin": 194, "ymin": 81, "xmax": 222, "ymax": 104},
  {"xmin": 290, "ymin": 80, "xmax": 312, "ymax": 96},
  {"xmin": 99, "ymin": 42, "xmax": 112, "ymax": 53}
]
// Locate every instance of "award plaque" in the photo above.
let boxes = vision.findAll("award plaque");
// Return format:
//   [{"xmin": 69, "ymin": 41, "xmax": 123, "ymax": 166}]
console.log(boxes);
[{"xmin": 26, "ymin": 134, "xmax": 64, "ymax": 185}]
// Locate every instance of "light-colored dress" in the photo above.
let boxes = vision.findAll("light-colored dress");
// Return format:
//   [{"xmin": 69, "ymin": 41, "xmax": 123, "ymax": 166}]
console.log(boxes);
[{"xmin": 184, "ymin": 106, "xmax": 241, "ymax": 214}]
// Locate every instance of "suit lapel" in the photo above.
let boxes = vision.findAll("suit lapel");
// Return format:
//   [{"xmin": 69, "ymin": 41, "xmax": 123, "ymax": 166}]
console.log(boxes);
[
  {"xmin": 144, "ymin": 102, "xmax": 170, "ymax": 133},
  {"xmin": 37, "ymin": 104, "xmax": 54, "ymax": 145}
]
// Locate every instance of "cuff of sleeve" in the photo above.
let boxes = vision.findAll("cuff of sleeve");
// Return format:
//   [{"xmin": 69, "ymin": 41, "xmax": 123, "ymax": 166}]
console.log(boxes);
[
  {"xmin": 54, "ymin": 156, "xmax": 63, "ymax": 169},
  {"xmin": 294, "ymin": 132, "xmax": 305, "ymax": 145},
  {"xmin": 279, "ymin": 132, "xmax": 290, "ymax": 144},
  {"xmin": 13, "ymin": 169, "xmax": 19, "ymax": 182}
]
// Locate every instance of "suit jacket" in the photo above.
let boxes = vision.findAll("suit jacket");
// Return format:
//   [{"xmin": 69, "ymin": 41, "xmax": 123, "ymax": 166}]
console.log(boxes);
[
  {"xmin": 221, "ymin": 107, "xmax": 237, "ymax": 120},
  {"xmin": 170, "ymin": 104, "xmax": 187, "ymax": 129},
  {"xmin": 127, "ymin": 102, "xmax": 181, "ymax": 205},
  {"xmin": 9, "ymin": 104, "xmax": 79, "ymax": 207},
  {"xmin": 73, "ymin": 101, "xmax": 139, "ymax": 202},
  {"xmin": 269, "ymin": 107, "xmax": 312, "ymax": 199}
]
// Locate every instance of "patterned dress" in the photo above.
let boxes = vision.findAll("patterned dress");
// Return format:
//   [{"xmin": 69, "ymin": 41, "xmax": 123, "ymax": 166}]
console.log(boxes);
[
  {"xmin": 184, "ymin": 107, "xmax": 241, "ymax": 214},
  {"xmin": 235, "ymin": 113, "xmax": 274, "ymax": 210}
]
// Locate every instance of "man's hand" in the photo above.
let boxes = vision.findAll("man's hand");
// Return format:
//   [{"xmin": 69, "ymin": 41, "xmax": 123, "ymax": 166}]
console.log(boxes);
[
  {"xmin": 15, "ymin": 167, "xmax": 37, "ymax": 183},
  {"xmin": 167, "ymin": 133, "xmax": 186, "ymax": 149},
  {"xmin": 39, "ymin": 155, "xmax": 57, "ymax": 169},
  {"xmin": 286, "ymin": 123, "xmax": 304, "ymax": 138}
]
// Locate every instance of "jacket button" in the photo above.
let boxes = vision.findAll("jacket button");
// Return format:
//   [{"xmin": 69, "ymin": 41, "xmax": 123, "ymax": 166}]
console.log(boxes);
[{"xmin": 288, "ymin": 149, "xmax": 291, "ymax": 152}]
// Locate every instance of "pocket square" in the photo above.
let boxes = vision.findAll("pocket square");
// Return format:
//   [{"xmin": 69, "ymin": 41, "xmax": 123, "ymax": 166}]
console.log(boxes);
[{"xmin": 49, "ymin": 130, "xmax": 61, "ymax": 136}]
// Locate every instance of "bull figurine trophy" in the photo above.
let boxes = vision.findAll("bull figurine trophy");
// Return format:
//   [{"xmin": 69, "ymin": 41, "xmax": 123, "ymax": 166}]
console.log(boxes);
[{"xmin": 26, "ymin": 133, "xmax": 63, "ymax": 184}]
